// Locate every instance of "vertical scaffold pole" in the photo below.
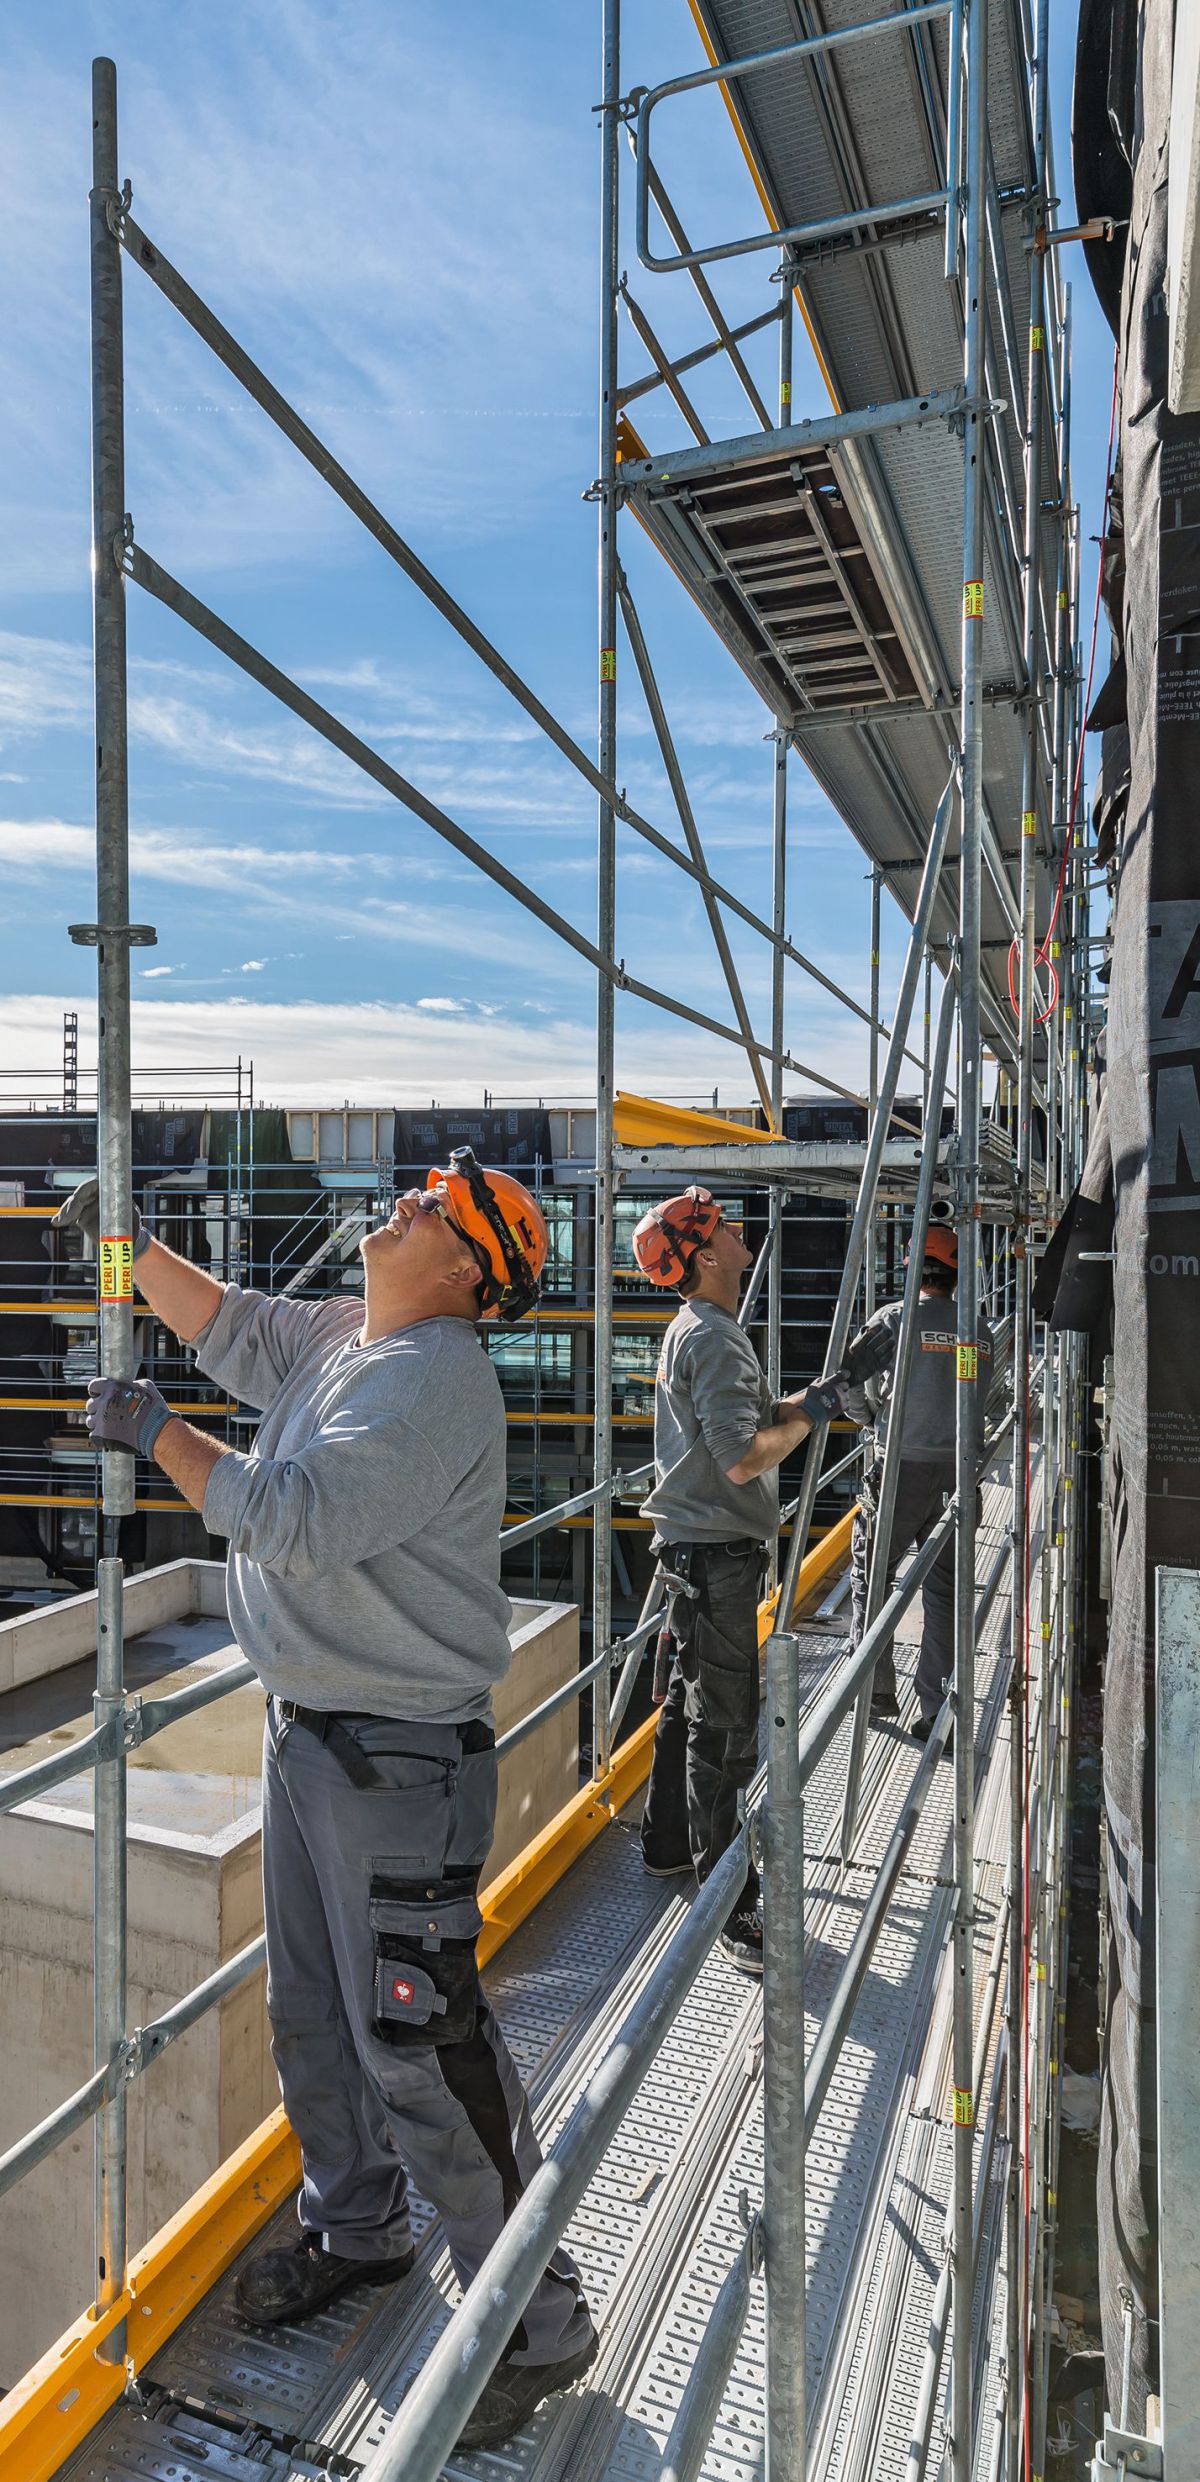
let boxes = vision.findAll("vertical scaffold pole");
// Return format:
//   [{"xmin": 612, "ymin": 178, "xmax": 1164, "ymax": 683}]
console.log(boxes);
[
  {"xmin": 592, "ymin": 0, "xmax": 620, "ymax": 1780},
  {"xmin": 952, "ymin": 0, "xmax": 990, "ymax": 2467},
  {"xmin": 89, "ymin": 53, "xmax": 134, "ymax": 2355},
  {"xmin": 1006, "ymin": 0, "xmax": 1049, "ymax": 2459},
  {"xmin": 767, "ymin": 245, "xmax": 792, "ymax": 1552},
  {"xmin": 763, "ymin": 1630, "xmax": 806, "ymax": 2479}
]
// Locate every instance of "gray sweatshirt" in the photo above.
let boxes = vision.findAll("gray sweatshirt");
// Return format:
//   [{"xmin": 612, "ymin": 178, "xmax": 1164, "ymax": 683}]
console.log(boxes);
[
  {"xmin": 193, "ymin": 1286, "xmax": 511, "ymax": 1721},
  {"xmin": 843, "ymin": 1294, "xmax": 994, "ymax": 1463},
  {"xmin": 641, "ymin": 1297, "xmax": 778, "ymax": 1546}
]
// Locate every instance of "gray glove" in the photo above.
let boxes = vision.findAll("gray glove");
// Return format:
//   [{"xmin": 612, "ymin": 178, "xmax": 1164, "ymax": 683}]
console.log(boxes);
[
  {"xmin": 86, "ymin": 1376, "xmax": 174, "ymax": 1459},
  {"xmin": 52, "ymin": 1178, "xmax": 148, "ymax": 1256}
]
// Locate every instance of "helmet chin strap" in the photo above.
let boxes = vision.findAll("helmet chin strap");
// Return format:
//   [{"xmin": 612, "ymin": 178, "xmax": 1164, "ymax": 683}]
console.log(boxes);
[{"xmin": 447, "ymin": 1146, "xmax": 539, "ymax": 1319}]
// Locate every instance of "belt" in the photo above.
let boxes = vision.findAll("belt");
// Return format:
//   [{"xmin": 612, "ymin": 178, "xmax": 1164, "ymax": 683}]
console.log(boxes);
[
  {"xmin": 659, "ymin": 1536, "xmax": 764, "ymax": 1558},
  {"xmin": 272, "ymin": 1698, "xmax": 495, "ymax": 1789}
]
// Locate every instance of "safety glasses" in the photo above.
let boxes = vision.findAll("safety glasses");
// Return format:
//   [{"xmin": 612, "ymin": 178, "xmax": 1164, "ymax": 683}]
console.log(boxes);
[{"xmin": 405, "ymin": 1187, "xmax": 491, "ymax": 1283}]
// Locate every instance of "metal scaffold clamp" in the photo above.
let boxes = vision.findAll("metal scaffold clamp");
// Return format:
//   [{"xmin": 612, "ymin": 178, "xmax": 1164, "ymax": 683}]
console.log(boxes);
[
  {"xmin": 69, "ymin": 922, "xmax": 157, "ymax": 948},
  {"xmin": 92, "ymin": 173, "xmax": 131, "ymax": 240}
]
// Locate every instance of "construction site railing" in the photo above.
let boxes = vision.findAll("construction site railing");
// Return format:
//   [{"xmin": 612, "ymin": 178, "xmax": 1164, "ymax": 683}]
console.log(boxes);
[
  {"xmin": 352, "ymin": 1406, "xmax": 1031, "ymax": 2482},
  {"xmin": 0, "ymin": 1411, "xmax": 861, "ymax": 2212},
  {"xmin": 633, "ymin": 4, "xmax": 954, "ymax": 274}
]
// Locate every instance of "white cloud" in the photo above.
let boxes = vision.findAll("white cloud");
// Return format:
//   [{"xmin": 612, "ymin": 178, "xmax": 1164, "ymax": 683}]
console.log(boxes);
[
  {"xmin": 416, "ymin": 997, "xmax": 463, "ymax": 1013},
  {"xmin": 239, "ymin": 959, "xmax": 267, "ymax": 973},
  {"xmin": 0, "ymin": 992, "xmax": 873, "ymax": 1115},
  {"xmin": 140, "ymin": 965, "xmax": 174, "ymax": 979}
]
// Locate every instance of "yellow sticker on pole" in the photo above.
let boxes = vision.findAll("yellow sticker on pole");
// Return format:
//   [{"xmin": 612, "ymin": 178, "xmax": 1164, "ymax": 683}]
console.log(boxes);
[
  {"xmin": 99, "ymin": 1235, "xmax": 133, "ymax": 1302},
  {"xmin": 600, "ymin": 647, "xmax": 616, "ymax": 683},
  {"xmin": 1023, "ymin": 810, "xmax": 1036, "ymax": 838},
  {"xmin": 957, "ymin": 1344, "xmax": 977, "ymax": 1382},
  {"xmin": 1058, "ymin": 589, "xmax": 1067, "ymax": 609},
  {"xmin": 952, "ymin": 2086, "xmax": 974, "ymax": 2127},
  {"xmin": 780, "ymin": 379, "xmax": 792, "ymax": 407},
  {"xmin": 964, "ymin": 580, "xmax": 984, "ymax": 619},
  {"xmin": 1030, "ymin": 323, "xmax": 1045, "ymax": 351},
  {"xmin": 1037, "ymin": 1960, "xmax": 1046, "ymax": 1981}
]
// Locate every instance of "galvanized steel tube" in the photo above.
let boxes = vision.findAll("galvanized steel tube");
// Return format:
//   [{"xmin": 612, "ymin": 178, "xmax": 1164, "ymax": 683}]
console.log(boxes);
[
  {"xmin": 657, "ymin": 2231, "xmax": 755, "ymax": 2482},
  {"xmin": 89, "ymin": 55, "xmax": 133, "ymax": 2359},
  {"xmin": 357, "ymin": 1832, "xmax": 749, "ymax": 2482},
  {"xmin": 591, "ymin": 0, "xmax": 621, "ymax": 1781},
  {"xmin": 774, "ymin": 772, "xmax": 956, "ymax": 1631},
  {"xmin": 1005, "ymin": 10, "xmax": 1049, "ymax": 2461},
  {"xmin": 950, "ymin": 0, "xmax": 991, "ymax": 2463},
  {"xmin": 764, "ymin": 1630, "xmax": 806, "ymax": 2477},
  {"xmin": 839, "ymin": 959, "xmax": 958, "ymax": 1860}
]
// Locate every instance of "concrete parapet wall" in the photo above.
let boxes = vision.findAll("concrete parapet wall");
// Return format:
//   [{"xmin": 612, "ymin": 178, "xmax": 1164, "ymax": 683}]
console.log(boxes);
[{"xmin": 0, "ymin": 1558, "xmax": 579, "ymax": 2383}]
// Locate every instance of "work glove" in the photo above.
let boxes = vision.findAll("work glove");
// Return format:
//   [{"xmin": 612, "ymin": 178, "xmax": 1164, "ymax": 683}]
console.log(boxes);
[
  {"xmin": 844, "ymin": 1319, "xmax": 898, "ymax": 1388},
  {"xmin": 52, "ymin": 1177, "xmax": 149, "ymax": 1256},
  {"xmin": 86, "ymin": 1376, "xmax": 174, "ymax": 1459},
  {"xmin": 792, "ymin": 1373, "xmax": 851, "ymax": 1423}
]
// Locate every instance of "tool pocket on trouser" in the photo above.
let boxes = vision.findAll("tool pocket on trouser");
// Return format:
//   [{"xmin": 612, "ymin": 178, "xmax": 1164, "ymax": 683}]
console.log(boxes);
[
  {"xmin": 330, "ymin": 1720, "xmax": 462, "ymax": 1877},
  {"xmin": 369, "ymin": 1879, "xmax": 482, "ymax": 2049},
  {"xmin": 686, "ymin": 1546, "xmax": 763, "ymax": 1738}
]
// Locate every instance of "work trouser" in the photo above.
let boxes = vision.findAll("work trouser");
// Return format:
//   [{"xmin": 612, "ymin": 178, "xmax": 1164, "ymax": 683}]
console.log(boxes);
[
  {"xmin": 849, "ymin": 1455, "xmax": 957, "ymax": 1718},
  {"xmin": 639, "ymin": 1538, "xmax": 764, "ymax": 1912},
  {"xmin": 261, "ymin": 1696, "xmax": 591, "ymax": 2368}
]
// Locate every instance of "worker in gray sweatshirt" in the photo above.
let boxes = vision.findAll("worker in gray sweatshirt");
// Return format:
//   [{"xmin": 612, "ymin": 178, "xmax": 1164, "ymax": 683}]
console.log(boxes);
[
  {"xmin": 631, "ymin": 1187, "xmax": 850, "ymax": 1974},
  {"xmin": 57, "ymin": 1150, "xmax": 597, "ymax": 2455},
  {"xmin": 843, "ymin": 1219, "xmax": 993, "ymax": 1742}
]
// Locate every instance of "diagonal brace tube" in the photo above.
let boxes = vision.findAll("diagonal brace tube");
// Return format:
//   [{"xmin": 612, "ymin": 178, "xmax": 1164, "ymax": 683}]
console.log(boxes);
[
  {"xmin": 113, "ymin": 205, "xmax": 903, "ymax": 1047},
  {"xmin": 838, "ymin": 955, "xmax": 960, "ymax": 1860},
  {"xmin": 125, "ymin": 542, "xmax": 844, "ymax": 1088},
  {"xmin": 356, "ymin": 1834, "xmax": 751, "ymax": 2482},
  {"xmin": 774, "ymin": 770, "xmax": 958, "ymax": 1630},
  {"xmin": 618, "ymin": 567, "xmax": 773, "ymax": 1121}
]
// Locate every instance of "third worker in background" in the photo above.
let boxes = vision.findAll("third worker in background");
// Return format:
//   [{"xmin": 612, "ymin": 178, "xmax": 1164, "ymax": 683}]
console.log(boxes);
[
  {"xmin": 844, "ymin": 1219, "xmax": 993, "ymax": 1745},
  {"xmin": 630, "ymin": 1189, "xmax": 842, "ymax": 1974}
]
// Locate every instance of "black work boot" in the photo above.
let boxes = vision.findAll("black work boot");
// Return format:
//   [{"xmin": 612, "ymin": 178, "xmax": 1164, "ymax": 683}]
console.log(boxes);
[
  {"xmin": 718, "ymin": 1905, "xmax": 764, "ymax": 1976},
  {"xmin": 234, "ymin": 2228, "xmax": 415, "ymax": 2326},
  {"xmin": 456, "ymin": 2325, "xmax": 600, "ymax": 2450}
]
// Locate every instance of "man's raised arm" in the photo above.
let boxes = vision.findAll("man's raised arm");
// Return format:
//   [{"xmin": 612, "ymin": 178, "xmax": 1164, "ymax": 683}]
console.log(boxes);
[{"xmin": 53, "ymin": 1177, "xmax": 223, "ymax": 1342}]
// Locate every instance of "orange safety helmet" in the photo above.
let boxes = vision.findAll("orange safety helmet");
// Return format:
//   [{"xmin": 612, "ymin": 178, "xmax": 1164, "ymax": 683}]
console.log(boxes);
[
  {"xmin": 906, "ymin": 1218, "xmax": 958, "ymax": 1272},
  {"xmin": 632, "ymin": 1186, "xmax": 722, "ymax": 1287},
  {"xmin": 425, "ymin": 1147, "xmax": 548, "ymax": 1320}
]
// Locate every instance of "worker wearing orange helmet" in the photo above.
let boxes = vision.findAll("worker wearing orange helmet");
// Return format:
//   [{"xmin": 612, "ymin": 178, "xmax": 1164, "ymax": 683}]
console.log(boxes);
[
  {"xmin": 842, "ymin": 1214, "xmax": 994, "ymax": 1745},
  {"xmin": 630, "ymin": 1187, "xmax": 847, "ymax": 1973},
  {"xmin": 59, "ymin": 1147, "xmax": 597, "ymax": 2451}
]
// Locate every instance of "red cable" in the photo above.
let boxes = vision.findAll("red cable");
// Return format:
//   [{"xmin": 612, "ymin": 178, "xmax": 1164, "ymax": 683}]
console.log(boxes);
[{"xmin": 1007, "ymin": 348, "xmax": 1120, "ymax": 1025}]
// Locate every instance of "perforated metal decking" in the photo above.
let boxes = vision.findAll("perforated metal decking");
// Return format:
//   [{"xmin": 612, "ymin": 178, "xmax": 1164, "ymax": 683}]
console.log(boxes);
[{"xmin": 60, "ymin": 1486, "xmax": 1023, "ymax": 2482}]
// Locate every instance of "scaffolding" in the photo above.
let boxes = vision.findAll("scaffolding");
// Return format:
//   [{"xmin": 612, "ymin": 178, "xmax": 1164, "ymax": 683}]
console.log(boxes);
[{"xmin": 0, "ymin": 9, "xmax": 1091, "ymax": 2476}]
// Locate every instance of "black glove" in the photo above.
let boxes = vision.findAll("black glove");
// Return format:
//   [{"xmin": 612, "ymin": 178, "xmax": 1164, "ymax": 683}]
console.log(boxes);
[
  {"xmin": 86, "ymin": 1377, "xmax": 174, "ymax": 1459},
  {"xmin": 52, "ymin": 1178, "xmax": 148, "ymax": 1257},
  {"xmin": 844, "ymin": 1319, "xmax": 897, "ymax": 1388}
]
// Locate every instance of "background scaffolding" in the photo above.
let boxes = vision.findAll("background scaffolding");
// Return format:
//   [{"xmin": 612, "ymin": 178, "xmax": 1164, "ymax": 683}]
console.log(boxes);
[{"xmin": 0, "ymin": 8, "xmax": 1092, "ymax": 2475}]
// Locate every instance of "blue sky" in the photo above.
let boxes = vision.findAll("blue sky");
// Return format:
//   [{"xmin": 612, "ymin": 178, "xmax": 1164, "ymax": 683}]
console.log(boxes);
[{"xmin": 2, "ymin": 0, "xmax": 1110, "ymax": 1110}]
